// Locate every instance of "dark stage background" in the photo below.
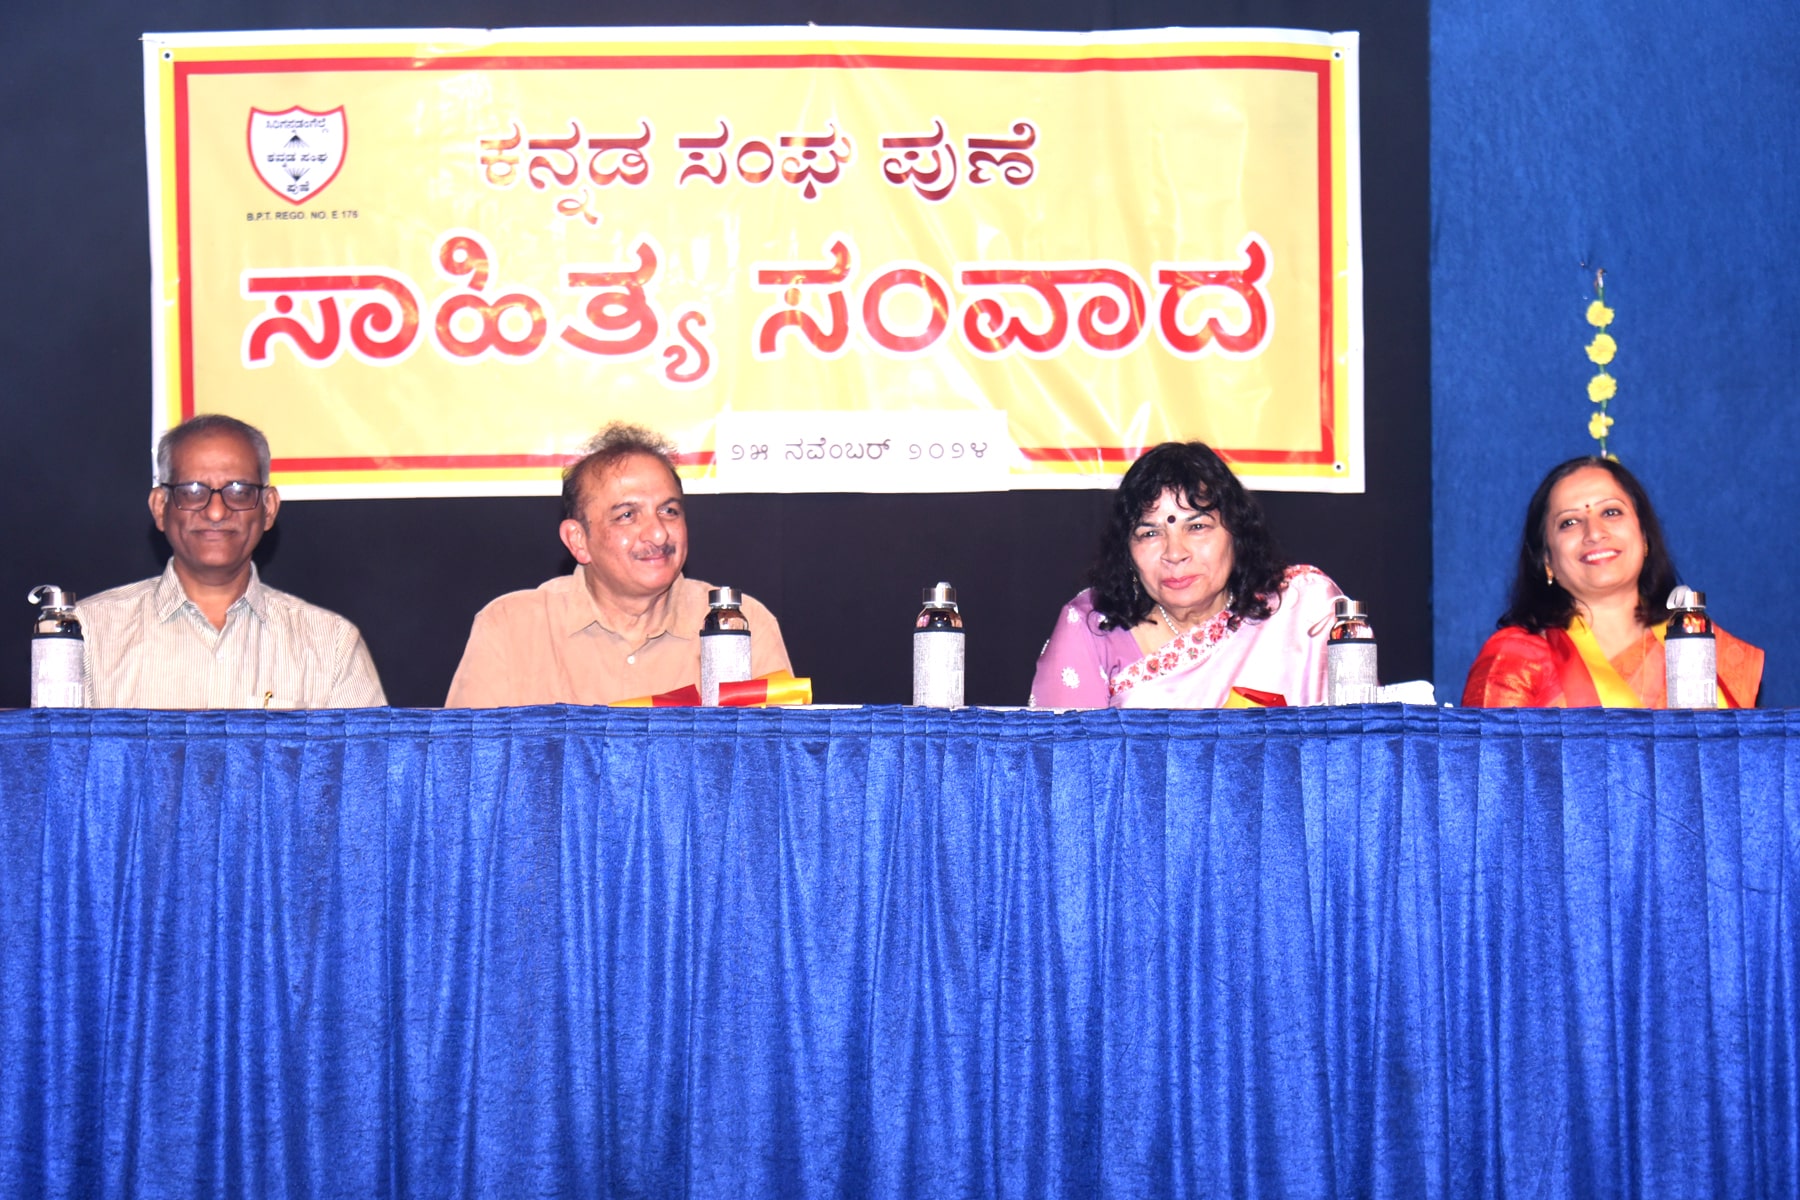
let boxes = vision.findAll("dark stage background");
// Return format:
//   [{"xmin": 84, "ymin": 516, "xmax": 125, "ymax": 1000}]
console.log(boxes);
[{"xmin": 0, "ymin": 0, "xmax": 1427, "ymax": 708}]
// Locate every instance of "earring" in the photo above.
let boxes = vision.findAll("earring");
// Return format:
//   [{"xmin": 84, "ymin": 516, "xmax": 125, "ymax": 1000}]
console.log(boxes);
[{"xmin": 1544, "ymin": 563, "xmax": 1555, "ymax": 586}]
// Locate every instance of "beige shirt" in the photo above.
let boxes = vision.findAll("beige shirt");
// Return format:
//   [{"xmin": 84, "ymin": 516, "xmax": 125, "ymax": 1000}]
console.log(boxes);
[
  {"xmin": 75, "ymin": 560, "xmax": 386, "ymax": 709},
  {"xmin": 446, "ymin": 570, "xmax": 791, "ymax": 707}
]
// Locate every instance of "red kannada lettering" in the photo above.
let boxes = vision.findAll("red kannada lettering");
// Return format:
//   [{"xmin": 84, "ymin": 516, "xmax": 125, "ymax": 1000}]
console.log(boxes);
[
  {"xmin": 753, "ymin": 238, "xmax": 855, "ymax": 356},
  {"xmin": 1067, "ymin": 268, "xmax": 1148, "ymax": 353},
  {"xmin": 526, "ymin": 122, "xmax": 583, "ymax": 190},
  {"xmin": 555, "ymin": 191, "xmax": 601, "ymax": 226},
  {"xmin": 778, "ymin": 124, "xmax": 852, "ymax": 200},
  {"xmin": 479, "ymin": 124, "xmax": 523, "ymax": 188},
  {"xmin": 748, "ymin": 242, "xmax": 1230, "ymax": 362},
  {"xmin": 959, "ymin": 270, "xmax": 1067, "ymax": 354},
  {"xmin": 243, "ymin": 233, "xmax": 1274, "ymax": 376},
  {"xmin": 587, "ymin": 121, "xmax": 653, "ymax": 187},
  {"xmin": 880, "ymin": 120, "xmax": 958, "ymax": 202},
  {"xmin": 966, "ymin": 121, "xmax": 1037, "ymax": 186},
  {"xmin": 675, "ymin": 120, "xmax": 850, "ymax": 196},
  {"xmin": 438, "ymin": 234, "xmax": 490, "ymax": 290},
  {"xmin": 1154, "ymin": 235, "xmax": 1272, "ymax": 357},
  {"xmin": 958, "ymin": 266, "xmax": 1145, "ymax": 356},
  {"xmin": 861, "ymin": 267, "xmax": 952, "ymax": 354},
  {"xmin": 243, "ymin": 273, "xmax": 421, "ymax": 366},
  {"xmin": 431, "ymin": 233, "xmax": 549, "ymax": 359},
  {"xmin": 661, "ymin": 309, "xmax": 713, "ymax": 386},
  {"xmin": 676, "ymin": 120, "xmax": 731, "ymax": 186},
  {"xmin": 560, "ymin": 241, "xmax": 661, "ymax": 357},
  {"xmin": 735, "ymin": 139, "xmax": 775, "ymax": 185}
]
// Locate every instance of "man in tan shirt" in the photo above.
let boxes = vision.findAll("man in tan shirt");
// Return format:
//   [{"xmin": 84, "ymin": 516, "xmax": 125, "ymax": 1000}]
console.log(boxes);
[
  {"xmin": 445, "ymin": 423, "xmax": 790, "ymax": 707},
  {"xmin": 77, "ymin": 414, "xmax": 385, "ymax": 708}
]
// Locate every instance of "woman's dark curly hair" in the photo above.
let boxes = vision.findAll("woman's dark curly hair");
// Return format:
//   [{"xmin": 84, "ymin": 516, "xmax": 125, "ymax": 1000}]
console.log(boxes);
[
  {"xmin": 1088, "ymin": 442, "xmax": 1291, "ymax": 631},
  {"xmin": 1496, "ymin": 455, "xmax": 1680, "ymax": 633}
]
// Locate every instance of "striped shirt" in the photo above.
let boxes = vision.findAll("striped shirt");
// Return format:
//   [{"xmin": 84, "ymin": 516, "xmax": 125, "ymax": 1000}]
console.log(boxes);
[{"xmin": 75, "ymin": 561, "xmax": 386, "ymax": 709}]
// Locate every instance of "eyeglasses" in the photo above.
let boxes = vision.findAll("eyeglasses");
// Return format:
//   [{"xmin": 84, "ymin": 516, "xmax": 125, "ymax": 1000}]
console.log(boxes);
[{"xmin": 159, "ymin": 480, "xmax": 267, "ymax": 511}]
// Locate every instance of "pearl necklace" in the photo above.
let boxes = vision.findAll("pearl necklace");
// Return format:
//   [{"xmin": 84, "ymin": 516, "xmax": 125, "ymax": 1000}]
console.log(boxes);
[{"xmin": 1157, "ymin": 595, "xmax": 1232, "ymax": 637}]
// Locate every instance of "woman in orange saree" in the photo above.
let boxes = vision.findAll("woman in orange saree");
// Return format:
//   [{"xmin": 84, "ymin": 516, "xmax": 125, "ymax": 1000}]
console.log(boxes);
[{"xmin": 1462, "ymin": 457, "xmax": 1762, "ymax": 709}]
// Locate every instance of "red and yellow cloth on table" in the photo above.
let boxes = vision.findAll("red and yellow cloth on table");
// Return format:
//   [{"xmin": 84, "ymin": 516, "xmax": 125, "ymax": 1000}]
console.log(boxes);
[
  {"xmin": 611, "ymin": 671, "xmax": 813, "ymax": 708},
  {"xmin": 1223, "ymin": 686, "xmax": 1288, "ymax": 708}
]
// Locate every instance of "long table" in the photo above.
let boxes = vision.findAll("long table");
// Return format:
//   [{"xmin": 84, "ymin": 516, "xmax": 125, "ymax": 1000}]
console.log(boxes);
[{"xmin": 2, "ymin": 706, "xmax": 1795, "ymax": 1198}]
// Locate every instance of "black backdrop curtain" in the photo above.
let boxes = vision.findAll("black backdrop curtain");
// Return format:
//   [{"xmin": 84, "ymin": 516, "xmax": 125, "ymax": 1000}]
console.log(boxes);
[{"xmin": 3, "ymin": 707, "xmax": 1795, "ymax": 1197}]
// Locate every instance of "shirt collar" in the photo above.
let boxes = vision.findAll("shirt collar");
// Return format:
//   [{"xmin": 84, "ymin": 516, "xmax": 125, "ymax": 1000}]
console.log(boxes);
[
  {"xmin": 154, "ymin": 559, "xmax": 267, "ymax": 623},
  {"xmin": 558, "ymin": 565, "xmax": 697, "ymax": 641}
]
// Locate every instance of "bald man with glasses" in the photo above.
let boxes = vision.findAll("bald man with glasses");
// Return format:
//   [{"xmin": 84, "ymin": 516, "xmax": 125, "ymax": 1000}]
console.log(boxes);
[{"xmin": 74, "ymin": 414, "xmax": 385, "ymax": 708}]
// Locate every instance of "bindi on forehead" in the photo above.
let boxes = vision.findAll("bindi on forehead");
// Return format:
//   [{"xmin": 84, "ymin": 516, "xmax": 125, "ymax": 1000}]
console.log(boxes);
[
  {"xmin": 1138, "ymin": 504, "xmax": 1210, "ymax": 524},
  {"xmin": 1553, "ymin": 495, "xmax": 1628, "ymax": 519}
]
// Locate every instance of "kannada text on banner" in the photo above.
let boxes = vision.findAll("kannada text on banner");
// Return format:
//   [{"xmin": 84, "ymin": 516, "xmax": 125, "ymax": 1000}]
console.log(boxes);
[{"xmin": 145, "ymin": 28, "xmax": 1362, "ymax": 496}]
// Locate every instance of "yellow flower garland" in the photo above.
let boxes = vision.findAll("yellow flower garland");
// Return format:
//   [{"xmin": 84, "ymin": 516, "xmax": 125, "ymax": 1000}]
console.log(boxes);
[{"xmin": 1585, "ymin": 273, "xmax": 1617, "ymax": 456}]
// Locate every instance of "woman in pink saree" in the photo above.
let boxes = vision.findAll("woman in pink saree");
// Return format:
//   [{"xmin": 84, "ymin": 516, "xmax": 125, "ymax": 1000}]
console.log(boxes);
[{"xmin": 1029, "ymin": 442, "xmax": 1343, "ymax": 709}]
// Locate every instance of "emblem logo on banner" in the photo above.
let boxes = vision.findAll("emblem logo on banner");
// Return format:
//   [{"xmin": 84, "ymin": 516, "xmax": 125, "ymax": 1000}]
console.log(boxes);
[{"xmin": 246, "ymin": 106, "xmax": 347, "ymax": 204}]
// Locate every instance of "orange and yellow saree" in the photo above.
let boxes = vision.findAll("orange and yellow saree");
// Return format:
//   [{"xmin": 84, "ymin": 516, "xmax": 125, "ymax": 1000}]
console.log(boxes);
[{"xmin": 1462, "ymin": 618, "xmax": 1763, "ymax": 708}]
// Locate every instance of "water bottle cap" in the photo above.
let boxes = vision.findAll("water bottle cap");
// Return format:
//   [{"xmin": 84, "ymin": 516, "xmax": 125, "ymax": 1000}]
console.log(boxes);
[
  {"xmin": 706, "ymin": 586, "xmax": 743, "ymax": 609},
  {"xmin": 28, "ymin": 585, "xmax": 77, "ymax": 611},
  {"xmin": 922, "ymin": 582, "xmax": 958, "ymax": 608},
  {"xmin": 1666, "ymin": 585, "xmax": 1705, "ymax": 611},
  {"xmin": 1332, "ymin": 596, "xmax": 1367, "ymax": 619}
]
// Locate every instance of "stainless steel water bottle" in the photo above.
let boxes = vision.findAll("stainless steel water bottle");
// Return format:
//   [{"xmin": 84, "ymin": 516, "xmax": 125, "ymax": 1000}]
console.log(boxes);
[
  {"xmin": 699, "ymin": 586, "xmax": 752, "ymax": 706},
  {"xmin": 1325, "ymin": 596, "xmax": 1378, "ymax": 705},
  {"xmin": 1664, "ymin": 586, "xmax": 1717, "ymax": 709},
  {"xmin": 29, "ymin": 586, "xmax": 85, "ymax": 708},
  {"xmin": 912, "ymin": 582, "xmax": 964, "ymax": 707}
]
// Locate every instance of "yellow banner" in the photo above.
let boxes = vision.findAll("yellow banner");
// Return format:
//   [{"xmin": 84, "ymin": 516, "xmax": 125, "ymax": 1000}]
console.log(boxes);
[{"xmin": 145, "ymin": 27, "xmax": 1362, "ymax": 497}]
